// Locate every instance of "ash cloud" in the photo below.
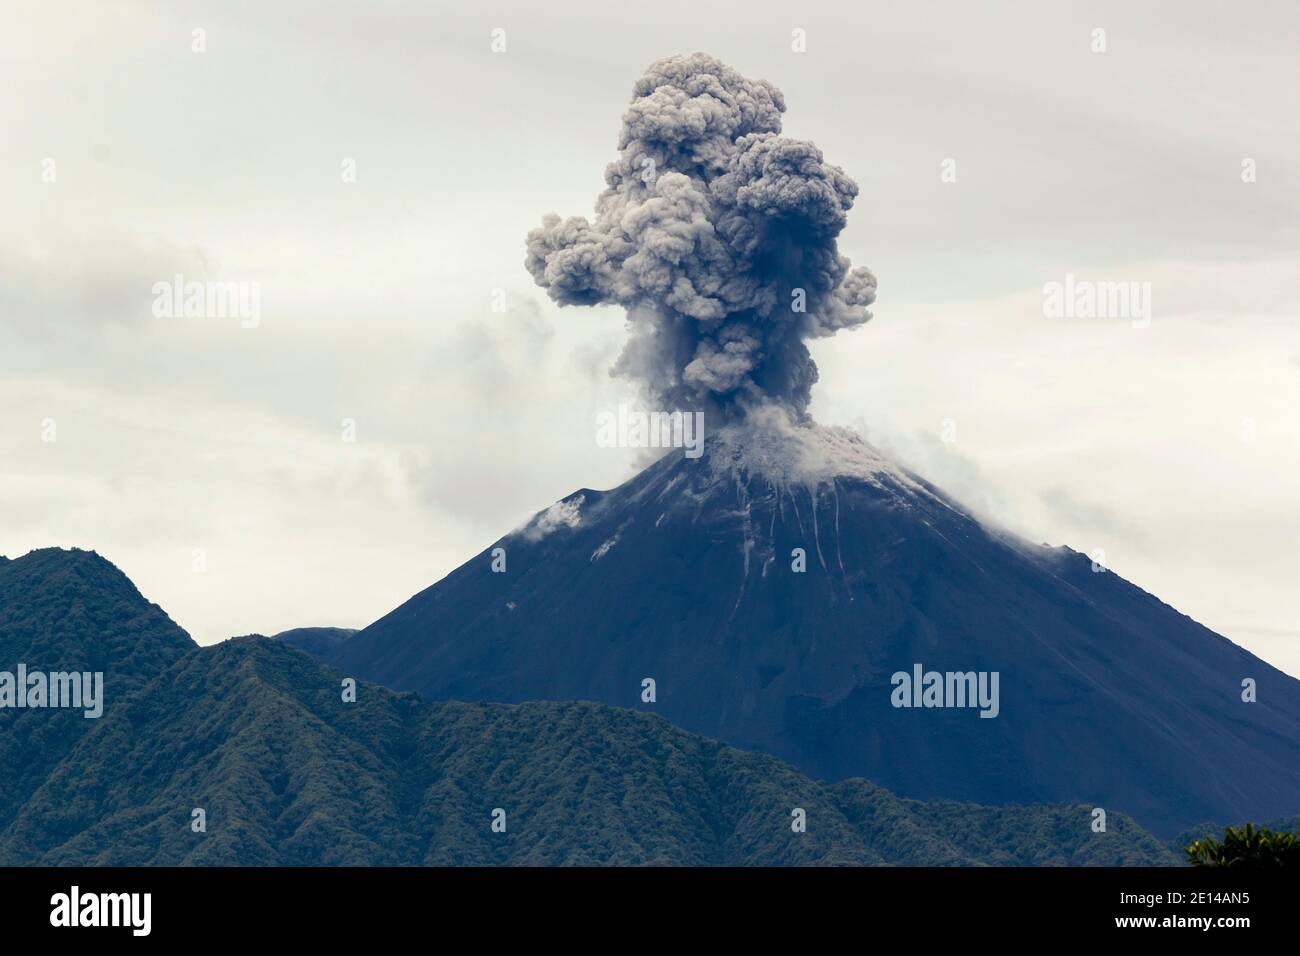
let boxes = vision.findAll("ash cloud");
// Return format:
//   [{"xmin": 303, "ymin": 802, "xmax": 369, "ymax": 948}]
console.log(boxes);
[{"xmin": 525, "ymin": 53, "xmax": 876, "ymax": 421}]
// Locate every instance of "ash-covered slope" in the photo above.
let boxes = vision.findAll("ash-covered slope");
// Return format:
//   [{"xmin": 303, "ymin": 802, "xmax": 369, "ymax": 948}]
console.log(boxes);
[{"xmin": 332, "ymin": 419, "xmax": 1300, "ymax": 838}]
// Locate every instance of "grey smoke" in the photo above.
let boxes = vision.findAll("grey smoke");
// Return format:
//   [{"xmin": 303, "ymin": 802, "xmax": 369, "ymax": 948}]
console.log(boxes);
[{"xmin": 525, "ymin": 52, "xmax": 876, "ymax": 420}]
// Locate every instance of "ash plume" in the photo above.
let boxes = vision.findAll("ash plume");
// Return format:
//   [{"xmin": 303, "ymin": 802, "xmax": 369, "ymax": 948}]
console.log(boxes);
[{"xmin": 525, "ymin": 53, "xmax": 876, "ymax": 422}]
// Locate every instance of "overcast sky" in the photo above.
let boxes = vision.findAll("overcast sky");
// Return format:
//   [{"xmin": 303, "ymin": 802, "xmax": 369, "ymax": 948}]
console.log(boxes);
[{"xmin": 2, "ymin": 0, "xmax": 1298, "ymax": 676}]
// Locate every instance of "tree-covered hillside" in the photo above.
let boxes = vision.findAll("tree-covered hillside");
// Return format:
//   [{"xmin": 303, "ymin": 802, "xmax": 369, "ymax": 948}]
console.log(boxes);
[
  {"xmin": 0, "ymin": 549, "xmax": 194, "ymax": 833},
  {"xmin": 0, "ymin": 550, "xmax": 1178, "ymax": 866}
]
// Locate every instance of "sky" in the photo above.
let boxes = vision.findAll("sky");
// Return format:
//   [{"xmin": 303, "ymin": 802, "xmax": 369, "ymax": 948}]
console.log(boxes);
[{"xmin": 2, "ymin": 0, "xmax": 1298, "ymax": 675}]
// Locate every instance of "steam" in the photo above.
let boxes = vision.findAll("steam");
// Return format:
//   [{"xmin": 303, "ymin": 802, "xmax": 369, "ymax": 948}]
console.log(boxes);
[{"xmin": 525, "ymin": 53, "xmax": 876, "ymax": 421}]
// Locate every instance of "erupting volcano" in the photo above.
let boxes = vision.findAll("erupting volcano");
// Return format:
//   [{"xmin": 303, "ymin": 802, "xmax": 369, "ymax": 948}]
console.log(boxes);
[{"xmin": 322, "ymin": 55, "xmax": 1300, "ymax": 838}]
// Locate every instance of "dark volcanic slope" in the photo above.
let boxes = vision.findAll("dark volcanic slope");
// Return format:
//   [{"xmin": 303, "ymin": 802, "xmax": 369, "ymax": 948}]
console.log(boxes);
[
  {"xmin": 0, "ymin": 635, "xmax": 1174, "ymax": 865},
  {"xmin": 0, "ymin": 549, "xmax": 195, "ymax": 831},
  {"xmin": 332, "ymin": 424, "xmax": 1300, "ymax": 838},
  {"xmin": 272, "ymin": 626, "xmax": 358, "ymax": 658}
]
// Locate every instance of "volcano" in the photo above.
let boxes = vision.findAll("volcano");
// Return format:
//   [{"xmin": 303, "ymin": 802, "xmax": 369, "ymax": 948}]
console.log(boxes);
[{"xmin": 330, "ymin": 416, "xmax": 1300, "ymax": 838}]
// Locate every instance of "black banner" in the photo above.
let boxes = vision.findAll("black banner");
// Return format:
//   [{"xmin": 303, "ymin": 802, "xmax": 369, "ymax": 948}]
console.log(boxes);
[{"xmin": 0, "ymin": 866, "xmax": 1284, "ymax": 942}]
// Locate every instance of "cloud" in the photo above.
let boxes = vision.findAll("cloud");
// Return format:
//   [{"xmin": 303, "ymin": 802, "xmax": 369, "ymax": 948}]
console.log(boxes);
[
  {"xmin": 0, "ymin": 230, "xmax": 211, "ymax": 332},
  {"xmin": 519, "ymin": 495, "xmax": 584, "ymax": 542}
]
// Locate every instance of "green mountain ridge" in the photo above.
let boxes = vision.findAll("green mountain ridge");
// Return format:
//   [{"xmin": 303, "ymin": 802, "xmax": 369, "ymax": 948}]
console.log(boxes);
[
  {"xmin": 0, "ymin": 549, "xmax": 1179, "ymax": 866},
  {"xmin": 0, "ymin": 548, "xmax": 195, "ymax": 834}
]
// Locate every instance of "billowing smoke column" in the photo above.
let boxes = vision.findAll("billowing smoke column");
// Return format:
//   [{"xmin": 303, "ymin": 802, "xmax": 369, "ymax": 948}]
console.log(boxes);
[{"xmin": 525, "ymin": 53, "xmax": 876, "ymax": 421}]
